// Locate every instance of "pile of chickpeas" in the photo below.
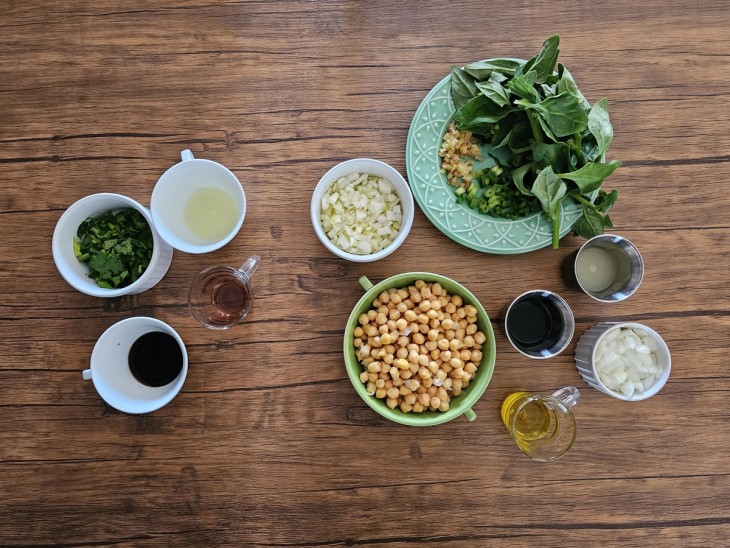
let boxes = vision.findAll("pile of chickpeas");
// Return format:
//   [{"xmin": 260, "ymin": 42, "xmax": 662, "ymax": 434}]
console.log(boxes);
[{"xmin": 354, "ymin": 280, "xmax": 488, "ymax": 414}]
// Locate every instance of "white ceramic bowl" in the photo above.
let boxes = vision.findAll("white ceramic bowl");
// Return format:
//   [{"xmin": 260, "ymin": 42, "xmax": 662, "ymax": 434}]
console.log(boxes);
[
  {"xmin": 575, "ymin": 322, "xmax": 671, "ymax": 401},
  {"xmin": 310, "ymin": 158, "xmax": 414, "ymax": 262},
  {"xmin": 83, "ymin": 316, "xmax": 188, "ymax": 414},
  {"xmin": 52, "ymin": 193, "xmax": 174, "ymax": 297}
]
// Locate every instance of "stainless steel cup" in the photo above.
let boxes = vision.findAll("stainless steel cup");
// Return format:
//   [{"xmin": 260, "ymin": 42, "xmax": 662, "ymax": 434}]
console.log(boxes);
[
  {"xmin": 504, "ymin": 290, "xmax": 575, "ymax": 359},
  {"xmin": 574, "ymin": 234, "xmax": 644, "ymax": 302}
]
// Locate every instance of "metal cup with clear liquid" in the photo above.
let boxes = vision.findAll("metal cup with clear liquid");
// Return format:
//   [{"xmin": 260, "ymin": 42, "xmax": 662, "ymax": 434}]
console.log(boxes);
[
  {"xmin": 188, "ymin": 255, "xmax": 260, "ymax": 329},
  {"xmin": 501, "ymin": 387, "xmax": 580, "ymax": 461}
]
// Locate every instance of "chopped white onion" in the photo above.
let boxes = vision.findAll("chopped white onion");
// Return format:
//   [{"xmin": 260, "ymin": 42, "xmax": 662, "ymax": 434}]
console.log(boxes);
[
  {"xmin": 320, "ymin": 172, "xmax": 402, "ymax": 255},
  {"xmin": 594, "ymin": 327, "xmax": 664, "ymax": 399}
]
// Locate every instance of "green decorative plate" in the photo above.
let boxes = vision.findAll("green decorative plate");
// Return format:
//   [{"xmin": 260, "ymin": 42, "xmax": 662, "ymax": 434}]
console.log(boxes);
[{"xmin": 405, "ymin": 66, "xmax": 583, "ymax": 254}]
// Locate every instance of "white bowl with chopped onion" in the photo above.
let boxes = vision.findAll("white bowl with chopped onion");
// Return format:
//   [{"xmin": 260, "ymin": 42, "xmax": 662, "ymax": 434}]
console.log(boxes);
[
  {"xmin": 311, "ymin": 159, "xmax": 414, "ymax": 262},
  {"xmin": 575, "ymin": 322, "xmax": 671, "ymax": 401}
]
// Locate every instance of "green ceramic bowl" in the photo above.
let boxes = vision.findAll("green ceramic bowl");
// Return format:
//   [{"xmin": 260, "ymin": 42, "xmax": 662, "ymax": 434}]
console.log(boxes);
[{"xmin": 343, "ymin": 272, "xmax": 496, "ymax": 426}]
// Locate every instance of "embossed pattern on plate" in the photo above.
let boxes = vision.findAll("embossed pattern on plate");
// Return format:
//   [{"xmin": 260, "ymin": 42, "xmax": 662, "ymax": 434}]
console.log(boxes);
[{"xmin": 405, "ymin": 71, "xmax": 582, "ymax": 254}]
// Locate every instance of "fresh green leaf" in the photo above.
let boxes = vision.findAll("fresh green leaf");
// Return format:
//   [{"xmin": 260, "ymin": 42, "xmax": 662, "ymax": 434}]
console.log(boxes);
[
  {"xmin": 532, "ymin": 166, "xmax": 567, "ymax": 220},
  {"xmin": 520, "ymin": 92, "xmax": 589, "ymax": 137},
  {"xmin": 462, "ymin": 58, "xmax": 523, "ymax": 79},
  {"xmin": 511, "ymin": 163, "xmax": 533, "ymax": 195},
  {"xmin": 506, "ymin": 70, "xmax": 539, "ymax": 102},
  {"xmin": 519, "ymin": 35, "xmax": 560, "ymax": 83},
  {"xmin": 572, "ymin": 205, "xmax": 606, "ymax": 239},
  {"xmin": 454, "ymin": 94, "xmax": 517, "ymax": 132},
  {"xmin": 557, "ymin": 63, "xmax": 591, "ymax": 110},
  {"xmin": 531, "ymin": 142, "xmax": 572, "ymax": 173},
  {"xmin": 475, "ymin": 73, "xmax": 511, "ymax": 107},
  {"xmin": 450, "ymin": 66, "xmax": 479, "ymax": 110},
  {"xmin": 507, "ymin": 118, "xmax": 532, "ymax": 153},
  {"xmin": 587, "ymin": 98, "xmax": 614, "ymax": 160},
  {"xmin": 557, "ymin": 160, "xmax": 621, "ymax": 193},
  {"xmin": 595, "ymin": 188, "xmax": 619, "ymax": 212}
]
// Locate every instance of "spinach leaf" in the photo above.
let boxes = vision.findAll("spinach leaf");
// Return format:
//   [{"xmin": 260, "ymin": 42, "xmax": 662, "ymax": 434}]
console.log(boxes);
[
  {"xmin": 595, "ymin": 188, "xmax": 619, "ymax": 212},
  {"xmin": 557, "ymin": 63, "xmax": 591, "ymax": 110},
  {"xmin": 475, "ymin": 73, "xmax": 511, "ymax": 107},
  {"xmin": 557, "ymin": 160, "xmax": 621, "ymax": 193},
  {"xmin": 531, "ymin": 142, "xmax": 572, "ymax": 174},
  {"xmin": 454, "ymin": 94, "xmax": 516, "ymax": 131},
  {"xmin": 588, "ymin": 98, "xmax": 614, "ymax": 160},
  {"xmin": 451, "ymin": 66, "xmax": 479, "ymax": 110},
  {"xmin": 532, "ymin": 166, "xmax": 567, "ymax": 248},
  {"xmin": 519, "ymin": 35, "xmax": 560, "ymax": 83},
  {"xmin": 572, "ymin": 205, "xmax": 606, "ymax": 239},
  {"xmin": 511, "ymin": 163, "xmax": 534, "ymax": 196},
  {"xmin": 462, "ymin": 58, "xmax": 523, "ymax": 79},
  {"xmin": 517, "ymin": 92, "xmax": 589, "ymax": 138},
  {"xmin": 506, "ymin": 70, "xmax": 539, "ymax": 102}
]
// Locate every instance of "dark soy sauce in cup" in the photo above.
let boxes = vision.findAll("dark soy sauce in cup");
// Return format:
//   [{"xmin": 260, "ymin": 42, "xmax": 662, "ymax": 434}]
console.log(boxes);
[
  {"xmin": 128, "ymin": 331, "xmax": 183, "ymax": 387},
  {"xmin": 506, "ymin": 296, "xmax": 563, "ymax": 351}
]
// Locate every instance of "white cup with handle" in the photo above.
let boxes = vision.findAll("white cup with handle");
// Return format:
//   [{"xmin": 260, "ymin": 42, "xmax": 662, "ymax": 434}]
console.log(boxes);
[
  {"xmin": 82, "ymin": 317, "xmax": 188, "ymax": 414},
  {"xmin": 151, "ymin": 150, "xmax": 246, "ymax": 254}
]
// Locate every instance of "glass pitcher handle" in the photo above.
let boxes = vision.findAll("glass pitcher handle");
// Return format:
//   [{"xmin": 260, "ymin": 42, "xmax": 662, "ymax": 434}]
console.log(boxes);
[
  {"xmin": 552, "ymin": 386, "xmax": 580, "ymax": 409},
  {"xmin": 238, "ymin": 256, "xmax": 260, "ymax": 280}
]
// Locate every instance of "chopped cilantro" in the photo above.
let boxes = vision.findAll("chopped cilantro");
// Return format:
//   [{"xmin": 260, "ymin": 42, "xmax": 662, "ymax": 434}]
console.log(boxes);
[{"xmin": 73, "ymin": 208, "xmax": 154, "ymax": 289}]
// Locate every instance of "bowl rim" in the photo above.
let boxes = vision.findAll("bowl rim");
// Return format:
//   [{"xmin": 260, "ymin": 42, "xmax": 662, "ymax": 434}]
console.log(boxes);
[
  {"xmin": 589, "ymin": 321, "xmax": 671, "ymax": 401},
  {"xmin": 343, "ymin": 272, "xmax": 496, "ymax": 426},
  {"xmin": 52, "ymin": 192, "xmax": 163, "ymax": 297},
  {"xmin": 310, "ymin": 158, "xmax": 415, "ymax": 263}
]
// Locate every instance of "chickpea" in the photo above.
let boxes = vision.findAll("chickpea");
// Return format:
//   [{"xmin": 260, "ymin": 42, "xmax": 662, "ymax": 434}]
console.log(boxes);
[
  {"xmin": 464, "ymin": 362, "xmax": 477, "ymax": 375},
  {"xmin": 455, "ymin": 329, "xmax": 466, "ymax": 341},
  {"xmin": 372, "ymin": 336, "xmax": 382, "ymax": 348},
  {"xmin": 445, "ymin": 302, "xmax": 456, "ymax": 314},
  {"xmin": 474, "ymin": 331, "xmax": 487, "ymax": 345},
  {"xmin": 418, "ymin": 393, "xmax": 431, "ymax": 407},
  {"xmin": 417, "ymin": 354, "xmax": 429, "ymax": 368},
  {"xmin": 366, "ymin": 381, "xmax": 376, "ymax": 394},
  {"xmin": 367, "ymin": 310, "xmax": 377, "ymax": 321},
  {"xmin": 440, "ymin": 350, "xmax": 452, "ymax": 363},
  {"xmin": 413, "ymin": 332, "xmax": 426, "ymax": 345},
  {"xmin": 388, "ymin": 309, "xmax": 401, "ymax": 321},
  {"xmin": 450, "ymin": 358, "xmax": 463, "ymax": 369},
  {"xmin": 359, "ymin": 344, "xmax": 371, "ymax": 358},
  {"xmin": 409, "ymin": 362, "xmax": 419, "ymax": 374},
  {"xmin": 418, "ymin": 324, "xmax": 430, "ymax": 334},
  {"xmin": 397, "ymin": 336, "xmax": 409, "ymax": 348},
  {"xmin": 376, "ymin": 378, "xmax": 386, "ymax": 388},
  {"xmin": 404, "ymin": 310, "xmax": 417, "ymax": 322},
  {"xmin": 425, "ymin": 340, "xmax": 438, "ymax": 351},
  {"xmin": 396, "ymin": 302, "xmax": 408, "ymax": 313},
  {"xmin": 359, "ymin": 313, "xmax": 370, "ymax": 325},
  {"xmin": 353, "ymin": 337, "xmax": 363, "ymax": 348},
  {"xmin": 379, "ymin": 291, "xmax": 390, "ymax": 304},
  {"xmin": 441, "ymin": 318, "xmax": 454, "ymax": 330},
  {"xmin": 418, "ymin": 367, "xmax": 432, "ymax": 380},
  {"xmin": 427, "ymin": 361, "xmax": 439, "ymax": 374},
  {"xmin": 405, "ymin": 379, "xmax": 420, "ymax": 392},
  {"xmin": 405, "ymin": 393, "xmax": 417, "ymax": 406},
  {"xmin": 443, "ymin": 378, "xmax": 453, "ymax": 391},
  {"xmin": 449, "ymin": 339, "xmax": 462, "ymax": 352},
  {"xmin": 464, "ymin": 304, "xmax": 477, "ymax": 317},
  {"xmin": 359, "ymin": 371, "xmax": 368, "ymax": 383},
  {"xmin": 427, "ymin": 329, "xmax": 439, "ymax": 342},
  {"xmin": 461, "ymin": 372, "xmax": 472, "ymax": 383},
  {"xmin": 445, "ymin": 329, "xmax": 456, "ymax": 341},
  {"xmin": 395, "ymin": 318, "xmax": 408, "ymax": 332},
  {"xmin": 400, "ymin": 370, "xmax": 413, "ymax": 380},
  {"xmin": 429, "ymin": 318, "xmax": 441, "ymax": 329},
  {"xmin": 365, "ymin": 325, "xmax": 378, "ymax": 337},
  {"xmin": 435, "ymin": 369, "xmax": 447, "ymax": 382},
  {"xmin": 437, "ymin": 338, "xmax": 450, "ymax": 351},
  {"xmin": 415, "ymin": 280, "xmax": 426, "ymax": 289},
  {"xmin": 421, "ymin": 377, "xmax": 433, "ymax": 388},
  {"xmin": 394, "ymin": 358, "xmax": 409, "ymax": 370},
  {"xmin": 399, "ymin": 384, "xmax": 411, "ymax": 396},
  {"xmin": 439, "ymin": 400, "xmax": 450, "ymax": 412},
  {"xmin": 432, "ymin": 283, "xmax": 443, "ymax": 296},
  {"xmin": 419, "ymin": 286, "xmax": 432, "ymax": 299},
  {"xmin": 426, "ymin": 309, "xmax": 438, "ymax": 320},
  {"xmin": 466, "ymin": 315, "xmax": 477, "ymax": 325},
  {"xmin": 354, "ymin": 326, "xmax": 364, "ymax": 338},
  {"xmin": 373, "ymin": 299, "xmax": 382, "ymax": 309},
  {"xmin": 466, "ymin": 323, "xmax": 478, "ymax": 336},
  {"xmin": 376, "ymin": 388, "xmax": 387, "ymax": 399},
  {"xmin": 413, "ymin": 402, "xmax": 425, "ymax": 413},
  {"xmin": 367, "ymin": 362, "xmax": 381, "ymax": 373},
  {"xmin": 392, "ymin": 377, "xmax": 403, "ymax": 387},
  {"xmin": 471, "ymin": 350, "xmax": 483, "ymax": 362},
  {"xmin": 386, "ymin": 387, "xmax": 399, "ymax": 400},
  {"xmin": 400, "ymin": 401, "xmax": 413, "ymax": 413},
  {"xmin": 390, "ymin": 293, "xmax": 402, "ymax": 305},
  {"xmin": 430, "ymin": 396, "xmax": 441, "ymax": 409},
  {"xmin": 452, "ymin": 295, "xmax": 463, "ymax": 306},
  {"xmin": 460, "ymin": 349, "xmax": 472, "ymax": 362},
  {"xmin": 430, "ymin": 299, "xmax": 442, "ymax": 311},
  {"xmin": 418, "ymin": 300, "xmax": 431, "ymax": 312},
  {"xmin": 464, "ymin": 335, "xmax": 475, "ymax": 348},
  {"xmin": 410, "ymin": 291, "xmax": 422, "ymax": 304},
  {"xmin": 386, "ymin": 398, "xmax": 398, "ymax": 409},
  {"xmin": 453, "ymin": 378, "xmax": 463, "ymax": 391},
  {"xmin": 389, "ymin": 367, "xmax": 399, "ymax": 380},
  {"xmin": 417, "ymin": 314, "xmax": 429, "ymax": 325},
  {"xmin": 380, "ymin": 333, "xmax": 393, "ymax": 346}
]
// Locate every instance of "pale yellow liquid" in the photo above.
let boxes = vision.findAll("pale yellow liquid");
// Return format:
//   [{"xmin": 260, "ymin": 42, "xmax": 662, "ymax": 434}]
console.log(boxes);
[
  {"xmin": 184, "ymin": 187, "xmax": 239, "ymax": 244},
  {"xmin": 501, "ymin": 392, "xmax": 553, "ymax": 450},
  {"xmin": 575, "ymin": 246, "xmax": 617, "ymax": 292}
]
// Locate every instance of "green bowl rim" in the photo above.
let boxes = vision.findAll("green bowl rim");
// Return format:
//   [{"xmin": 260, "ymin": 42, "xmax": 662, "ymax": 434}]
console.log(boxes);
[{"xmin": 343, "ymin": 272, "xmax": 497, "ymax": 426}]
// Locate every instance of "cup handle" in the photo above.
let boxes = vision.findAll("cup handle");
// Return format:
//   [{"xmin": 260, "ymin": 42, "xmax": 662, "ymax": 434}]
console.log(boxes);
[
  {"xmin": 463, "ymin": 408, "xmax": 476, "ymax": 421},
  {"xmin": 181, "ymin": 149, "xmax": 195, "ymax": 162},
  {"xmin": 359, "ymin": 276, "xmax": 373, "ymax": 292},
  {"xmin": 239, "ymin": 255, "xmax": 261, "ymax": 280},
  {"xmin": 82, "ymin": 369, "xmax": 92, "ymax": 381},
  {"xmin": 552, "ymin": 386, "xmax": 580, "ymax": 409}
]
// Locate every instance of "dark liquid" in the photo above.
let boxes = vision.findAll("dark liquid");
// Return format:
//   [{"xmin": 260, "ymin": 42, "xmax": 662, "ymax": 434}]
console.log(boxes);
[
  {"xmin": 506, "ymin": 296, "xmax": 563, "ymax": 351},
  {"xmin": 128, "ymin": 331, "xmax": 184, "ymax": 387}
]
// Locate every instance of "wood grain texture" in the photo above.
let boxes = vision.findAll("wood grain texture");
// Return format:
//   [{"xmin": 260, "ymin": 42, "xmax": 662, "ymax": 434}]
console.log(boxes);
[{"xmin": 1, "ymin": 0, "xmax": 729, "ymax": 546}]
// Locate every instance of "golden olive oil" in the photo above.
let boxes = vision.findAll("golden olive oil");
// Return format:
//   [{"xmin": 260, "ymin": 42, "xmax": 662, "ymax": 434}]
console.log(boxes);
[
  {"xmin": 501, "ymin": 392, "xmax": 554, "ymax": 448},
  {"xmin": 184, "ymin": 187, "xmax": 238, "ymax": 244}
]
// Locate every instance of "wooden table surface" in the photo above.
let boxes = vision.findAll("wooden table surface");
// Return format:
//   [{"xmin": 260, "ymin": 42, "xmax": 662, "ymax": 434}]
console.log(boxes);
[{"xmin": 1, "ymin": 1, "xmax": 728, "ymax": 546}]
